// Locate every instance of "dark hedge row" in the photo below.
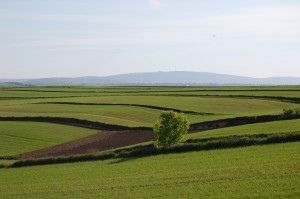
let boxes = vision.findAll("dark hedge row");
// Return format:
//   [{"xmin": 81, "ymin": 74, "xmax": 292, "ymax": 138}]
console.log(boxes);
[
  {"xmin": 162, "ymin": 94, "xmax": 300, "ymax": 104},
  {"xmin": 0, "ymin": 156, "xmax": 16, "ymax": 160},
  {"xmin": 0, "ymin": 116, "xmax": 151, "ymax": 131},
  {"xmin": 1, "ymin": 111, "xmax": 299, "ymax": 132},
  {"xmin": 7, "ymin": 131, "xmax": 300, "ymax": 168},
  {"xmin": 37, "ymin": 102, "xmax": 212, "ymax": 115},
  {"xmin": 189, "ymin": 113, "xmax": 300, "ymax": 131}
]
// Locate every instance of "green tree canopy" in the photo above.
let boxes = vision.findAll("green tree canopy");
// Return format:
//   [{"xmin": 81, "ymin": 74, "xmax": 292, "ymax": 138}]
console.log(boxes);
[{"xmin": 153, "ymin": 111, "xmax": 190, "ymax": 148}]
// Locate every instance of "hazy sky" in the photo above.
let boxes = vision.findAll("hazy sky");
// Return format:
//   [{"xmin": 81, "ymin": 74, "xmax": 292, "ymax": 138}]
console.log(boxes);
[{"xmin": 1, "ymin": 0, "xmax": 300, "ymax": 78}]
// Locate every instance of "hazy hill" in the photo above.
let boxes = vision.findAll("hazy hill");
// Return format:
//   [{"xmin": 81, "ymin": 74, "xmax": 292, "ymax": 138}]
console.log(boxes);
[{"xmin": 1, "ymin": 71, "xmax": 300, "ymax": 86}]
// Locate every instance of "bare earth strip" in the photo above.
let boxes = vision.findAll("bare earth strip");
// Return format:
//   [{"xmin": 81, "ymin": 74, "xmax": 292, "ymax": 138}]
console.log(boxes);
[
  {"xmin": 15, "ymin": 120, "xmax": 226, "ymax": 159},
  {"xmin": 17, "ymin": 130, "xmax": 153, "ymax": 159},
  {"xmin": 15, "ymin": 115, "xmax": 295, "ymax": 159}
]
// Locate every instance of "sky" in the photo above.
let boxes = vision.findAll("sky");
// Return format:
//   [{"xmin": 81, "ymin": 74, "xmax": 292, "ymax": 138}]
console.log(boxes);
[{"xmin": 0, "ymin": 0, "xmax": 300, "ymax": 79}]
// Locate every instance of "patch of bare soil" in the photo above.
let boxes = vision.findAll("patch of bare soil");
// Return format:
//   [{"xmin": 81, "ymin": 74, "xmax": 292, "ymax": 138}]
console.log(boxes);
[
  {"xmin": 16, "ymin": 115, "xmax": 279, "ymax": 159},
  {"xmin": 17, "ymin": 130, "xmax": 153, "ymax": 159}
]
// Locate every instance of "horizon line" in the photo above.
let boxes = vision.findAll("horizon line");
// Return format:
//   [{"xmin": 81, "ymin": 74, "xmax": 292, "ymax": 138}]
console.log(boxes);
[{"xmin": 1, "ymin": 71, "xmax": 300, "ymax": 80}]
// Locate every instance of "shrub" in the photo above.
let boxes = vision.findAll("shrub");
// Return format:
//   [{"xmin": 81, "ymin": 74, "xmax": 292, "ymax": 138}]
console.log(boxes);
[
  {"xmin": 153, "ymin": 111, "xmax": 190, "ymax": 148},
  {"xmin": 281, "ymin": 108, "xmax": 300, "ymax": 119}
]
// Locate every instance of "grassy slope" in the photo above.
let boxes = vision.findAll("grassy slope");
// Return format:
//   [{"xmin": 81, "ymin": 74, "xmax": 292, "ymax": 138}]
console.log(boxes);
[
  {"xmin": 0, "ymin": 142, "xmax": 299, "ymax": 199},
  {"xmin": 1, "ymin": 86, "xmax": 299, "ymax": 127},
  {"xmin": 53, "ymin": 95, "xmax": 299, "ymax": 115},
  {"xmin": 1, "ymin": 96, "xmax": 298, "ymax": 127},
  {"xmin": 189, "ymin": 118, "xmax": 300, "ymax": 139},
  {"xmin": 0, "ymin": 104, "xmax": 163, "ymax": 127},
  {"xmin": 0, "ymin": 121, "xmax": 98, "ymax": 156},
  {"xmin": 153, "ymin": 91, "xmax": 300, "ymax": 98},
  {"xmin": 2, "ymin": 86, "xmax": 300, "ymax": 101}
]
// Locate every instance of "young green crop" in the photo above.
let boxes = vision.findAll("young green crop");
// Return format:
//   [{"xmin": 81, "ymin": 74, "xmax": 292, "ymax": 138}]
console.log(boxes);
[
  {"xmin": 0, "ymin": 142, "xmax": 299, "ymax": 198},
  {"xmin": 0, "ymin": 121, "xmax": 98, "ymax": 156},
  {"xmin": 189, "ymin": 118, "xmax": 300, "ymax": 139},
  {"xmin": 1, "ymin": 96, "xmax": 298, "ymax": 127}
]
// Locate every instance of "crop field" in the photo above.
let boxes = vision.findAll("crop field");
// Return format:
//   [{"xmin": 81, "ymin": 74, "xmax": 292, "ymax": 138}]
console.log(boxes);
[
  {"xmin": 1, "ymin": 94, "xmax": 299, "ymax": 127},
  {"xmin": 0, "ymin": 142, "xmax": 299, "ymax": 198},
  {"xmin": 189, "ymin": 118, "xmax": 300, "ymax": 139},
  {"xmin": 1, "ymin": 100, "xmax": 296, "ymax": 127},
  {"xmin": 0, "ymin": 86, "xmax": 299, "ymax": 198},
  {"xmin": 0, "ymin": 121, "xmax": 98, "ymax": 156}
]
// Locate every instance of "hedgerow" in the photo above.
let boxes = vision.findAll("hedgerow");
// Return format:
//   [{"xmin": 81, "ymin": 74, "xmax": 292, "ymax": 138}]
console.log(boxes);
[{"xmin": 6, "ymin": 131, "xmax": 300, "ymax": 168}]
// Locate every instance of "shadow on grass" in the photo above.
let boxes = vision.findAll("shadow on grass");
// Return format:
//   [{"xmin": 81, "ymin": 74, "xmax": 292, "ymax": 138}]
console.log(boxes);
[{"xmin": 7, "ymin": 132, "xmax": 300, "ymax": 168}]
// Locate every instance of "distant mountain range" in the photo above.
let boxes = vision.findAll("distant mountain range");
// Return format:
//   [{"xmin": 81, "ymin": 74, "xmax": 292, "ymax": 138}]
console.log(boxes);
[{"xmin": 1, "ymin": 71, "xmax": 300, "ymax": 86}]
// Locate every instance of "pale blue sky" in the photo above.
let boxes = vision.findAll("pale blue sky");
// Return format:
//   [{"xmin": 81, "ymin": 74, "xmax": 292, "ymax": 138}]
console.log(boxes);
[{"xmin": 0, "ymin": 0, "xmax": 299, "ymax": 78}]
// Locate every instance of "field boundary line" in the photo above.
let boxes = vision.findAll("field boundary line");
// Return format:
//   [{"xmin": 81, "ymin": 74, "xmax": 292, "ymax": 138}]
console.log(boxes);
[{"xmin": 5, "ymin": 132, "xmax": 300, "ymax": 168}]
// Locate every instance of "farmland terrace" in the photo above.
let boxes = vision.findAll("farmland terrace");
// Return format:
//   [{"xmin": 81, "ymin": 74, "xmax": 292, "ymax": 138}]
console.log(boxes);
[
  {"xmin": 0, "ymin": 86, "xmax": 299, "ymax": 159},
  {"xmin": 1, "ymin": 86, "xmax": 300, "ymax": 199}
]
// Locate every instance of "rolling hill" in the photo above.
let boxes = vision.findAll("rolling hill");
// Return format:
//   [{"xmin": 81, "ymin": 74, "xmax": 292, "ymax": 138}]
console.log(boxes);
[{"xmin": 1, "ymin": 71, "xmax": 300, "ymax": 86}]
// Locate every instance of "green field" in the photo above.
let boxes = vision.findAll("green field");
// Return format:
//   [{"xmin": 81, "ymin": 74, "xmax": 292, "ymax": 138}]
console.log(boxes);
[
  {"xmin": 0, "ymin": 121, "xmax": 98, "ymax": 156},
  {"xmin": 1, "ymin": 86, "xmax": 300, "ymax": 198},
  {"xmin": 189, "ymin": 118, "xmax": 300, "ymax": 139},
  {"xmin": 2, "ymin": 86, "xmax": 300, "ymax": 98},
  {"xmin": 1, "ymin": 142, "xmax": 299, "ymax": 198},
  {"xmin": 1, "ymin": 95, "xmax": 299, "ymax": 127}
]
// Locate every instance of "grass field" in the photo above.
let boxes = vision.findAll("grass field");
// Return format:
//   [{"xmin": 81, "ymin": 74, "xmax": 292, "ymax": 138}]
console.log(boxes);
[
  {"xmin": 0, "ymin": 121, "xmax": 98, "ymax": 156},
  {"xmin": 0, "ymin": 104, "xmax": 163, "ymax": 127},
  {"xmin": 0, "ymin": 142, "xmax": 299, "ymax": 198},
  {"xmin": 1, "ymin": 86, "xmax": 300, "ymax": 198},
  {"xmin": 50, "ymin": 95, "xmax": 300, "ymax": 114},
  {"xmin": 189, "ymin": 118, "xmax": 300, "ymax": 139},
  {"xmin": 1, "ymin": 95, "xmax": 299, "ymax": 127}
]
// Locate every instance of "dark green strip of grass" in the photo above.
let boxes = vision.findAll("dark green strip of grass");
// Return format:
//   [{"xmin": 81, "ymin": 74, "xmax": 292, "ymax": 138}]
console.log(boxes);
[
  {"xmin": 202, "ymin": 94, "xmax": 300, "ymax": 104},
  {"xmin": 151, "ymin": 94, "xmax": 300, "ymax": 104},
  {"xmin": 189, "ymin": 113, "xmax": 300, "ymax": 131},
  {"xmin": 38, "ymin": 102, "xmax": 212, "ymax": 115},
  {"xmin": 0, "ymin": 156, "xmax": 16, "ymax": 160},
  {"xmin": 6, "ymin": 132, "xmax": 300, "ymax": 168},
  {"xmin": 0, "ymin": 94, "xmax": 103, "ymax": 100},
  {"xmin": 0, "ymin": 116, "xmax": 151, "ymax": 131},
  {"xmin": 0, "ymin": 112, "xmax": 299, "ymax": 132}
]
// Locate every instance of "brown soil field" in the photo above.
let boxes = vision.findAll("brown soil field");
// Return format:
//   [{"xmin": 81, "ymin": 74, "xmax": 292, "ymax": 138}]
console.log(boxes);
[
  {"xmin": 15, "ymin": 115, "xmax": 284, "ymax": 159},
  {"xmin": 17, "ymin": 130, "xmax": 153, "ymax": 159}
]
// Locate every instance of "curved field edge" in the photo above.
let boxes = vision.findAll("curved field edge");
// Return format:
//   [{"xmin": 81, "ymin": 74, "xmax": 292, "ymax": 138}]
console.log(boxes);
[
  {"xmin": 0, "ymin": 121, "xmax": 98, "ymax": 156},
  {"xmin": 0, "ymin": 116, "xmax": 152, "ymax": 131},
  {"xmin": 15, "ymin": 130, "xmax": 154, "ymax": 159},
  {"xmin": 36, "ymin": 101, "xmax": 212, "ymax": 115},
  {"xmin": 36, "ymin": 95, "xmax": 299, "ymax": 115},
  {"xmin": 1, "ymin": 115, "xmax": 298, "ymax": 160},
  {"xmin": 0, "ymin": 142, "xmax": 299, "ymax": 199},
  {"xmin": 156, "ymin": 94, "xmax": 300, "ymax": 104},
  {"xmin": 4, "ymin": 132, "xmax": 300, "ymax": 168},
  {"xmin": 1, "ymin": 113, "xmax": 299, "ymax": 132},
  {"xmin": 189, "ymin": 118, "xmax": 300, "ymax": 139},
  {"xmin": 1, "ymin": 95, "xmax": 299, "ymax": 127}
]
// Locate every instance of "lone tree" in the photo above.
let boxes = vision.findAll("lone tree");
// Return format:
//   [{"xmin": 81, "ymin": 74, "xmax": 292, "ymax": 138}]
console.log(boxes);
[{"xmin": 153, "ymin": 111, "xmax": 190, "ymax": 148}]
